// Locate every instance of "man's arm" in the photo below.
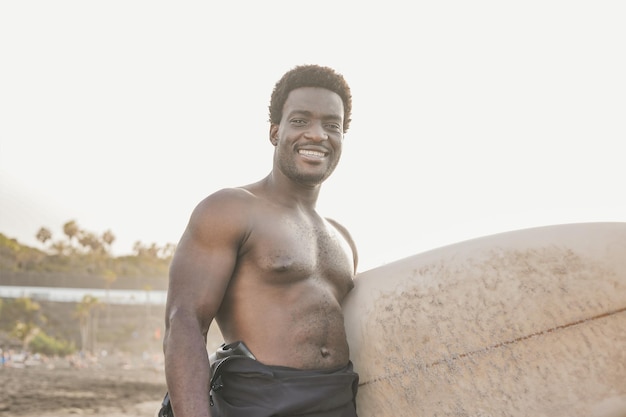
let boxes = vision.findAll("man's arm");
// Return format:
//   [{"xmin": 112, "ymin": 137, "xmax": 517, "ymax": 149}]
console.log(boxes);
[{"xmin": 163, "ymin": 190, "xmax": 247, "ymax": 417}]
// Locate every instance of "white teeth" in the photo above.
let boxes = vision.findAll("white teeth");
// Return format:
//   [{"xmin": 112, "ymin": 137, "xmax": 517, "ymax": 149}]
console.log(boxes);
[{"xmin": 299, "ymin": 149, "xmax": 325, "ymax": 157}]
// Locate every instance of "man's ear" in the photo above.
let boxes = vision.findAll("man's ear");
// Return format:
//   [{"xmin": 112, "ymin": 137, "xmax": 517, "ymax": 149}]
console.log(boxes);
[{"xmin": 269, "ymin": 124, "xmax": 279, "ymax": 146}]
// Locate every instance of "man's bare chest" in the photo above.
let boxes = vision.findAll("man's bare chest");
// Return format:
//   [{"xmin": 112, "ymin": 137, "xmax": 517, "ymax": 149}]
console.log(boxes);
[{"xmin": 244, "ymin": 214, "xmax": 354, "ymax": 284}]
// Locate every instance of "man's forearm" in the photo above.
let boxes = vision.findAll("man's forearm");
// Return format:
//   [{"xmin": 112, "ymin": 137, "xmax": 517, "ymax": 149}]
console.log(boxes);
[{"xmin": 164, "ymin": 321, "xmax": 212, "ymax": 417}]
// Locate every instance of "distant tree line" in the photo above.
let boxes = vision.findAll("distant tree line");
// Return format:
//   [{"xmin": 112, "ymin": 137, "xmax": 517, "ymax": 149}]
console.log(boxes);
[
  {"xmin": 0, "ymin": 220, "xmax": 175, "ymax": 290},
  {"xmin": 35, "ymin": 219, "xmax": 176, "ymax": 259}
]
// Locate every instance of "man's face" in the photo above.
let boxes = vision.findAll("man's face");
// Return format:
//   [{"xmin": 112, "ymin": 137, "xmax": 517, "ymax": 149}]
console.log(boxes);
[{"xmin": 271, "ymin": 87, "xmax": 344, "ymax": 187}]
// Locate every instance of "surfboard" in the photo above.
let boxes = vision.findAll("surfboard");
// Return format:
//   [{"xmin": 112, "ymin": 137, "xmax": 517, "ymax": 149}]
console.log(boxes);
[{"xmin": 343, "ymin": 222, "xmax": 626, "ymax": 417}]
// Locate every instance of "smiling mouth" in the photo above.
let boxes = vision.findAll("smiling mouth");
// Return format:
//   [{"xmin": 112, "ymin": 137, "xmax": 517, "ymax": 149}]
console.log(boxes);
[{"xmin": 298, "ymin": 149, "xmax": 327, "ymax": 158}]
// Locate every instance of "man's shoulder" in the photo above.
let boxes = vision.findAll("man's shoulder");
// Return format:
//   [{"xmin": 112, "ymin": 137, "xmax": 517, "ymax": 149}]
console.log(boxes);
[
  {"xmin": 189, "ymin": 187, "xmax": 257, "ymax": 220},
  {"xmin": 199, "ymin": 187, "xmax": 257, "ymax": 206},
  {"xmin": 183, "ymin": 188, "xmax": 260, "ymax": 240}
]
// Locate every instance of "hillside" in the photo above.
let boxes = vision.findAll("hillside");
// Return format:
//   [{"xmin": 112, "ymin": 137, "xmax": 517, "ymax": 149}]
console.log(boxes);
[{"xmin": 0, "ymin": 233, "xmax": 169, "ymax": 290}]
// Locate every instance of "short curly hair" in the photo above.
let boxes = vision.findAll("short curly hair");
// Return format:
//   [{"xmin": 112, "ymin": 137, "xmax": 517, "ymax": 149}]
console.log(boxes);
[{"xmin": 268, "ymin": 64, "xmax": 352, "ymax": 133}]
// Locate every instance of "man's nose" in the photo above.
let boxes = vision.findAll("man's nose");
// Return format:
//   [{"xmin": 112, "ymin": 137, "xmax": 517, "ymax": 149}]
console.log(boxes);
[{"xmin": 305, "ymin": 123, "xmax": 328, "ymax": 142}]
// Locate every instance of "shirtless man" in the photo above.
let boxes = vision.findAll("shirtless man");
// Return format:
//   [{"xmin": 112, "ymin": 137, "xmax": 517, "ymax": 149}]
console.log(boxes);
[{"xmin": 163, "ymin": 65, "xmax": 359, "ymax": 417}]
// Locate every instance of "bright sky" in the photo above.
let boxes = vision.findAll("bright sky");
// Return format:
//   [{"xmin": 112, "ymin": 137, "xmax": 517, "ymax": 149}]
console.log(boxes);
[{"xmin": 1, "ymin": 2, "xmax": 624, "ymax": 272}]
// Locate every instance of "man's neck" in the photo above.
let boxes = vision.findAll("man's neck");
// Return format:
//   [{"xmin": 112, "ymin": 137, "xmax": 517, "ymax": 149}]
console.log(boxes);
[{"xmin": 262, "ymin": 171, "xmax": 321, "ymax": 209}]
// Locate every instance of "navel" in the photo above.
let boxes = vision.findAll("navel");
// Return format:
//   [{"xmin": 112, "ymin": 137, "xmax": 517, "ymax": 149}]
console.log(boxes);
[{"xmin": 320, "ymin": 346, "xmax": 330, "ymax": 358}]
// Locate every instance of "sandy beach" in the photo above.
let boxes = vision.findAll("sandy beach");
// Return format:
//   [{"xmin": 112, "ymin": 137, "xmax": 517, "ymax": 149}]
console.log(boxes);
[
  {"xmin": 0, "ymin": 356, "xmax": 166, "ymax": 417},
  {"xmin": 0, "ymin": 298, "xmax": 227, "ymax": 417}
]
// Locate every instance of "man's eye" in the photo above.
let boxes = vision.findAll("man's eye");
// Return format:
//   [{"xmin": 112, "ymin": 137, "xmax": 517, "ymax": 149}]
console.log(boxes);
[
  {"xmin": 326, "ymin": 123, "xmax": 342, "ymax": 132},
  {"xmin": 291, "ymin": 119, "xmax": 307, "ymax": 126}
]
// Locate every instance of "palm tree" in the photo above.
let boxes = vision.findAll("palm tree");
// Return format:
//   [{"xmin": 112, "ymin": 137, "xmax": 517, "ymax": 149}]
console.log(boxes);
[
  {"xmin": 50, "ymin": 241, "xmax": 68, "ymax": 256},
  {"xmin": 7, "ymin": 298, "xmax": 43, "ymax": 350},
  {"xmin": 143, "ymin": 284, "xmax": 153, "ymax": 319},
  {"xmin": 102, "ymin": 229, "xmax": 116, "ymax": 254},
  {"xmin": 78, "ymin": 231, "xmax": 103, "ymax": 254},
  {"xmin": 11, "ymin": 321, "xmax": 40, "ymax": 351},
  {"xmin": 63, "ymin": 220, "xmax": 80, "ymax": 249},
  {"xmin": 102, "ymin": 269, "xmax": 117, "ymax": 324},
  {"xmin": 160, "ymin": 243, "xmax": 177, "ymax": 260},
  {"xmin": 35, "ymin": 227, "xmax": 52, "ymax": 247},
  {"xmin": 74, "ymin": 295, "xmax": 101, "ymax": 354}
]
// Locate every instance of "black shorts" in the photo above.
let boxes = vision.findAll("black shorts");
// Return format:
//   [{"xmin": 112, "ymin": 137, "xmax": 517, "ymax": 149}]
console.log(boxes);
[{"xmin": 211, "ymin": 357, "xmax": 359, "ymax": 417}]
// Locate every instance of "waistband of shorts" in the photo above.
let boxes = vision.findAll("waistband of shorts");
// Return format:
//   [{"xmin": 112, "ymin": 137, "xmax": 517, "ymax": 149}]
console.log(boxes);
[{"xmin": 261, "ymin": 360, "xmax": 354, "ymax": 377}]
